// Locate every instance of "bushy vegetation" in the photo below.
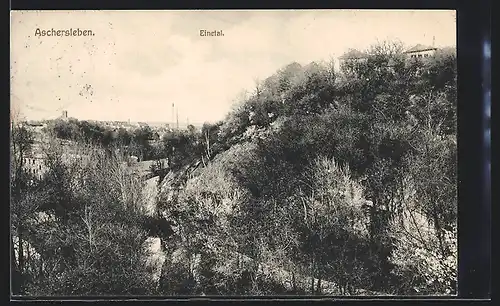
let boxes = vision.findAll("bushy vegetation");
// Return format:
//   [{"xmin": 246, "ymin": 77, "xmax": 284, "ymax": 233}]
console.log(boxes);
[
  {"xmin": 47, "ymin": 119, "xmax": 165, "ymax": 161},
  {"xmin": 153, "ymin": 42, "xmax": 457, "ymax": 295},
  {"xmin": 11, "ymin": 41, "xmax": 457, "ymax": 296},
  {"xmin": 11, "ymin": 131, "xmax": 158, "ymax": 295}
]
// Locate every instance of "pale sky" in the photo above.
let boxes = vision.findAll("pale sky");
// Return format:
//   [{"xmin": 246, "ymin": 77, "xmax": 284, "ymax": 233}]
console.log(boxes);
[{"xmin": 10, "ymin": 10, "xmax": 456, "ymax": 124}]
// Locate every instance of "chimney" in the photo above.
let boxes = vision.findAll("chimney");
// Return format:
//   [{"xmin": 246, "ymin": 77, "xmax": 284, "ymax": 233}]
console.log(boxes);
[
  {"xmin": 171, "ymin": 103, "xmax": 174, "ymax": 126},
  {"xmin": 432, "ymin": 36, "xmax": 436, "ymax": 47},
  {"xmin": 62, "ymin": 110, "xmax": 68, "ymax": 118}
]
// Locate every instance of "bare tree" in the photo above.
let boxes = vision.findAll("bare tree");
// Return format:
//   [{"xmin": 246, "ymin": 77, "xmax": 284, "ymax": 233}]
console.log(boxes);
[
  {"xmin": 368, "ymin": 39, "xmax": 405, "ymax": 57},
  {"xmin": 10, "ymin": 120, "xmax": 35, "ymax": 289},
  {"xmin": 253, "ymin": 78, "xmax": 263, "ymax": 98},
  {"xmin": 326, "ymin": 56, "xmax": 337, "ymax": 84}
]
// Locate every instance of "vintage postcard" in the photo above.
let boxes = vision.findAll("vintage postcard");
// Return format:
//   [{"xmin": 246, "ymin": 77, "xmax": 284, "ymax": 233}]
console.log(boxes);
[{"xmin": 10, "ymin": 10, "xmax": 457, "ymax": 297}]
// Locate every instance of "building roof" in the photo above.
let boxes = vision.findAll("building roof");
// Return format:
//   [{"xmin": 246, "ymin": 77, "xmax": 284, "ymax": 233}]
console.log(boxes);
[
  {"xmin": 404, "ymin": 44, "xmax": 437, "ymax": 54},
  {"xmin": 338, "ymin": 49, "xmax": 369, "ymax": 60}
]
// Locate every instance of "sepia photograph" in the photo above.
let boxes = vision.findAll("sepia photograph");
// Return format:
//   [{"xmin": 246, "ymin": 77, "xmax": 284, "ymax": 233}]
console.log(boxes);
[{"xmin": 10, "ymin": 10, "xmax": 457, "ymax": 297}]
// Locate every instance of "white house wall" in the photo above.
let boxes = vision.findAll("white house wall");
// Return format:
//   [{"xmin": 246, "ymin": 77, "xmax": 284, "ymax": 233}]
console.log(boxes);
[{"xmin": 406, "ymin": 49, "xmax": 436, "ymax": 58}]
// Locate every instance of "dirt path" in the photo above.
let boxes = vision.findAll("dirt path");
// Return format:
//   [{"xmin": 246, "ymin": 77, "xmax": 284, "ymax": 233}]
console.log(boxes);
[{"xmin": 141, "ymin": 176, "xmax": 160, "ymax": 217}]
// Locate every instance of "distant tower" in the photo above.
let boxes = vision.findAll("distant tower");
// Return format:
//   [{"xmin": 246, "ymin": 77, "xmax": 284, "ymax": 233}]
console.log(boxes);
[
  {"xmin": 432, "ymin": 36, "xmax": 436, "ymax": 47},
  {"xmin": 171, "ymin": 103, "xmax": 175, "ymax": 126},
  {"xmin": 62, "ymin": 110, "xmax": 68, "ymax": 119}
]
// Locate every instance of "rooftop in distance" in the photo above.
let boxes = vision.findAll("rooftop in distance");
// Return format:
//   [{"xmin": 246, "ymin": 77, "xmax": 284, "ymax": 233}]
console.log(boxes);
[
  {"xmin": 338, "ymin": 49, "xmax": 370, "ymax": 60},
  {"xmin": 403, "ymin": 44, "xmax": 438, "ymax": 54}
]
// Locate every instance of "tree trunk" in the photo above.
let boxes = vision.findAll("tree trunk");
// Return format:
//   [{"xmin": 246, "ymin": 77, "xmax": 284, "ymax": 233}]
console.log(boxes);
[
  {"xmin": 39, "ymin": 255, "xmax": 44, "ymax": 280},
  {"xmin": 311, "ymin": 278, "xmax": 316, "ymax": 295},
  {"xmin": 316, "ymin": 276, "xmax": 322, "ymax": 295},
  {"xmin": 433, "ymin": 208, "xmax": 446, "ymax": 257},
  {"xmin": 17, "ymin": 226, "xmax": 24, "ymax": 275},
  {"xmin": 310, "ymin": 258, "xmax": 315, "ymax": 294},
  {"xmin": 11, "ymin": 235, "xmax": 21, "ymax": 295},
  {"xmin": 26, "ymin": 242, "xmax": 31, "ymax": 274}
]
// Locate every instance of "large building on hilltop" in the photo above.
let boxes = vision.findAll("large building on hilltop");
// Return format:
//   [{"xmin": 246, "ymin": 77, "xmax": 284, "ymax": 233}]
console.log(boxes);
[
  {"xmin": 335, "ymin": 41, "xmax": 444, "ymax": 72},
  {"xmin": 403, "ymin": 44, "xmax": 438, "ymax": 59},
  {"xmin": 338, "ymin": 49, "xmax": 370, "ymax": 66}
]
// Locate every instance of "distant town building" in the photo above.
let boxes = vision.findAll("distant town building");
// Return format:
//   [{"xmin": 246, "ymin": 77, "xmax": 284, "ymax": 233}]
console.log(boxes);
[
  {"xmin": 59, "ymin": 110, "xmax": 69, "ymax": 121},
  {"xmin": 22, "ymin": 155, "xmax": 47, "ymax": 180},
  {"xmin": 403, "ymin": 44, "xmax": 438, "ymax": 59},
  {"xmin": 26, "ymin": 120, "xmax": 43, "ymax": 127}
]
